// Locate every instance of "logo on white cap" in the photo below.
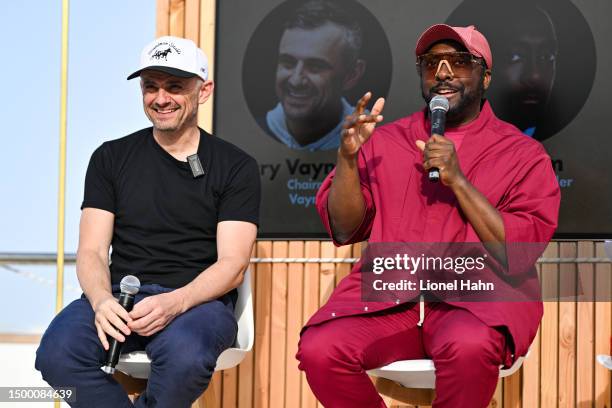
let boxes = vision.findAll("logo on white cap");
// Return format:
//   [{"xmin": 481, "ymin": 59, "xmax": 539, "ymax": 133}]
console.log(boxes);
[
  {"xmin": 127, "ymin": 36, "xmax": 208, "ymax": 81},
  {"xmin": 150, "ymin": 44, "xmax": 179, "ymax": 61}
]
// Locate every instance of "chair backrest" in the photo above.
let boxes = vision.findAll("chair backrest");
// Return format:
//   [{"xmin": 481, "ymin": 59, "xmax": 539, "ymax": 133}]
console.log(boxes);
[{"xmin": 233, "ymin": 268, "xmax": 254, "ymax": 351}]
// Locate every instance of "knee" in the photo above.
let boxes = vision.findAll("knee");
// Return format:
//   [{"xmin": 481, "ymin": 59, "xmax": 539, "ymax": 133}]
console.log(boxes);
[
  {"xmin": 156, "ymin": 337, "xmax": 218, "ymax": 381},
  {"xmin": 297, "ymin": 328, "xmax": 355, "ymax": 374},
  {"xmin": 36, "ymin": 328, "xmax": 100, "ymax": 381},
  {"xmin": 35, "ymin": 330, "xmax": 74, "ymax": 381},
  {"xmin": 435, "ymin": 330, "xmax": 503, "ymax": 368}
]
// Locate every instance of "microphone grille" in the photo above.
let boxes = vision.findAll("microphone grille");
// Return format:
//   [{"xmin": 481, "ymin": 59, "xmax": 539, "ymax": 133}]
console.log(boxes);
[
  {"xmin": 429, "ymin": 95, "xmax": 450, "ymax": 112},
  {"xmin": 120, "ymin": 275, "xmax": 141, "ymax": 295}
]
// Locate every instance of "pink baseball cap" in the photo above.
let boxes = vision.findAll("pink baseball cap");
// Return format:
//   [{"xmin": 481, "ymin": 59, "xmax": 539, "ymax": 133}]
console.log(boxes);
[{"xmin": 415, "ymin": 24, "xmax": 492, "ymax": 69}]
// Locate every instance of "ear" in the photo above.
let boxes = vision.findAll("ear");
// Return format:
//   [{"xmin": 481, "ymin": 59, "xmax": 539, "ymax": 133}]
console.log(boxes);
[
  {"xmin": 198, "ymin": 80, "xmax": 214, "ymax": 104},
  {"xmin": 342, "ymin": 59, "xmax": 366, "ymax": 91},
  {"xmin": 482, "ymin": 68, "xmax": 492, "ymax": 91}
]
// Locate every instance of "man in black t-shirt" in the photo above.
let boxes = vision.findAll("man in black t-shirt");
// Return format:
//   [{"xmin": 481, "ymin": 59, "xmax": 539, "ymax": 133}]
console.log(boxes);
[{"xmin": 36, "ymin": 36, "xmax": 260, "ymax": 408}]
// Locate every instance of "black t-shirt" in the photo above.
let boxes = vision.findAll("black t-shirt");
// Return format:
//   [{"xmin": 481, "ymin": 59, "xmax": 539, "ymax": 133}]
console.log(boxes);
[{"xmin": 82, "ymin": 127, "xmax": 260, "ymax": 289}]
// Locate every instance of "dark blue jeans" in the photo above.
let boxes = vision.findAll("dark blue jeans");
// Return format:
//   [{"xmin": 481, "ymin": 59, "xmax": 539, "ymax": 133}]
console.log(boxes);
[{"xmin": 35, "ymin": 284, "xmax": 237, "ymax": 408}]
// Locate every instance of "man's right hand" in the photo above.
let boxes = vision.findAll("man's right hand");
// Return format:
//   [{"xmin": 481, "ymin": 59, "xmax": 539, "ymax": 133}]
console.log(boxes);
[
  {"xmin": 92, "ymin": 295, "xmax": 132, "ymax": 350},
  {"xmin": 339, "ymin": 92, "xmax": 385, "ymax": 158}
]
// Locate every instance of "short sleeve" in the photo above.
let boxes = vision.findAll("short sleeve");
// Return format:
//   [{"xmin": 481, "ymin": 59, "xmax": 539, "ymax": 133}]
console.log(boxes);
[
  {"xmin": 81, "ymin": 144, "xmax": 116, "ymax": 213},
  {"xmin": 498, "ymin": 148, "xmax": 561, "ymax": 276},
  {"xmin": 217, "ymin": 156, "xmax": 261, "ymax": 225},
  {"xmin": 498, "ymin": 149, "xmax": 560, "ymax": 243},
  {"xmin": 315, "ymin": 148, "xmax": 376, "ymax": 246}
]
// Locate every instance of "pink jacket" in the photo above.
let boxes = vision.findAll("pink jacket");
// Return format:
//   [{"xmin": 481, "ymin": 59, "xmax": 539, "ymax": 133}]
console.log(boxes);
[{"xmin": 307, "ymin": 101, "xmax": 560, "ymax": 362}]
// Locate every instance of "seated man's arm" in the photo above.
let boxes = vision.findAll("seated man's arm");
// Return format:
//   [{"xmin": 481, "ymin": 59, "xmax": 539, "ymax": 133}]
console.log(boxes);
[
  {"xmin": 179, "ymin": 220, "xmax": 257, "ymax": 309},
  {"xmin": 128, "ymin": 220, "xmax": 256, "ymax": 337},
  {"xmin": 77, "ymin": 207, "xmax": 132, "ymax": 350},
  {"xmin": 328, "ymin": 92, "xmax": 384, "ymax": 243},
  {"xmin": 328, "ymin": 152, "xmax": 367, "ymax": 243}
]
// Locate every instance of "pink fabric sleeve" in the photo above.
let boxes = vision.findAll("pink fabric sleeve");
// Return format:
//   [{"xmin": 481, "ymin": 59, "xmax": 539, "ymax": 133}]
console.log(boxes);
[
  {"xmin": 498, "ymin": 149, "xmax": 561, "ymax": 276},
  {"xmin": 315, "ymin": 149, "xmax": 376, "ymax": 246}
]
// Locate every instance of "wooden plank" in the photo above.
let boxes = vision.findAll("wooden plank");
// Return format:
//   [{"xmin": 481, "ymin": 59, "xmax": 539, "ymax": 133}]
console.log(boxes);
[
  {"xmin": 522, "ymin": 326, "xmax": 541, "ymax": 408},
  {"xmin": 320, "ymin": 241, "xmax": 336, "ymax": 305},
  {"xmin": 269, "ymin": 241, "xmax": 289, "ymax": 408},
  {"xmin": 558, "ymin": 242, "xmax": 577, "ymax": 408},
  {"xmin": 488, "ymin": 379, "xmax": 502, "ymax": 408},
  {"xmin": 301, "ymin": 242, "xmax": 321, "ymax": 408},
  {"xmin": 254, "ymin": 241, "xmax": 272, "ymax": 408},
  {"xmin": 237, "ymin": 350, "xmax": 254, "ymax": 408},
  {"xmin": 335, "ymin": 244, "xmax": 352, "ymax": 284},
  {"xmin": 222, "ymin": 367, "xmax": 237, "ymax": 408},
  {"xmin": 197, "ymin": 0, "xmax": 216, "ymax": 133},
  {"xmin": 317, "ymin": 242, "xmax": 336, "ymax": 408},
  {"xmin": 237, "ymin": 247, "xmax": 257, "ymax": 408},
  {"xmin": 576, "ymin": 241, "xmax": 594, "ymax": 407},
  {"xmin": 169, "ymin": 0, "xmax": 185, "ymax": 37},
  {"xmin": 352, "ymin": 241, "xmax": 364, "ymax": 259},
  {"xmin": 503, "ymin": 369, "xmax": 521, "ymax": 408},
  {"xmin": 156, "ymin": 0, "xmax": 170, "ymax": 37},
  {"xmin": 211, "ymin": 371, "xmax": 222, "ymax": 408},
  {"xmin": 540, "ymin": 242, "xmax": 559, "ymax": 408},
  {"xmin": 594, "ymin": 242, "xmax": 612, "ymax": 408},
  {"xmin": 184, "ymin": 0, "xmax": 200, "ymax": 43},
  {"xmin": 285, "ymin": 241, "xmax": 305, "ymax": 408},
  {"xmin": 374, "ymin": 377, "xmax": 430, "ymax": 406}
]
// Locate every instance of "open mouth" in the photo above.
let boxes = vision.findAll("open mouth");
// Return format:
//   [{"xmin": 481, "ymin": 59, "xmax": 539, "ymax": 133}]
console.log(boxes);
[
  {"xmin": 433, "ymin": 88, "xmax": 459, "ymax": 96},
  {"xmin": 285, "ymin": 89, "xmax": 314, "ymax": 100},
  {"xmin": 521, "ymin": 95, "xmax": 542, "ymax": 105},
  {"xmin": 153, "ymin": 107, "xmax": 179, "ymax": 115}
]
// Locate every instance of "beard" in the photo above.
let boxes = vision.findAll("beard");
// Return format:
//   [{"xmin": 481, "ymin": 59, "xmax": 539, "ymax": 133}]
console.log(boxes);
[
  {"xmin": 145, "ymin": 105, "xmax": 198, "ymax": 133},
  {"xmin": 422, "ymin": 75, "xmax": 486, "ymax": 124},
  {"xmin": 494, "ymin": 86, "xmax": 549, "ymax": 132}
]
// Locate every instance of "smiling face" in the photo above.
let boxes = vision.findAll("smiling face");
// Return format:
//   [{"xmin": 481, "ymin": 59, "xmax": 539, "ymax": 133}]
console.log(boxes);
[
  {"xmin": 275, "ymin": 22, "xmax": 353, "ymax": 123},
  {"xmin": 419, "ymin": 41, "xmax": 491, "ymax": 126},
  {"xmin": 140, "ymin": 70, "xmax": 210, "ymax": 132}
]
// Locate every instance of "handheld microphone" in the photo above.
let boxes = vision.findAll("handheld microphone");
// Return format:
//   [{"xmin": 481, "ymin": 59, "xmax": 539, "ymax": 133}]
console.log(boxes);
[
  {"xmin": 428, "ymin": 96, "xmax": 450, "ymax": 182},
  {"xmin": 101, "ymin": 275, "xmax": 141, "ymax": 375}
]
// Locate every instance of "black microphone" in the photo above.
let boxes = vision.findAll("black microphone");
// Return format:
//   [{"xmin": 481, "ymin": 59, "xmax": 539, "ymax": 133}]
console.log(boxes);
[
  {"xmin": 187, "ymin": 154, "xmax": 205, "ymax": 178},
  {"xmin": 428, "ymin": 95, "xmax": 450, "ymax": 182},
  {"xmin": 101, "ymin": 275, "xmax": 141, "ymax": 375}
]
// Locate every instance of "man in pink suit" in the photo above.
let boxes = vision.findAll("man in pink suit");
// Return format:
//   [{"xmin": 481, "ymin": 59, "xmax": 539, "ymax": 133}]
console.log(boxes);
[{"xmin": 297, "ymin": 24, "xmax": 560, "ymax": 407}]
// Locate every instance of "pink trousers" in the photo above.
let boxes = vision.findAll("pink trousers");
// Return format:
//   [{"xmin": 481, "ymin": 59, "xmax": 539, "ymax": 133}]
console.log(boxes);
[{"xmin": 297, "ymin": 302, "xmax": 508, "ymax": 408}]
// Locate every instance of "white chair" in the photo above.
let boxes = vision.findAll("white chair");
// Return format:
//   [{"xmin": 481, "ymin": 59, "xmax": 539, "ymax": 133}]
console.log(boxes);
[
  {"xmin": 114, "ymin": 269, "xmax": 254, "ymax": 402},
  {"xmin": 596, "ymin": 354, "xmax": 612, "ymax": 370},
  {"xmin": 368, "ymin": 354, "xmax": 526, "ymax": 389},
  {"xmin": 367, "ymin": 351, "xmax": 528, "ymax": 405}
]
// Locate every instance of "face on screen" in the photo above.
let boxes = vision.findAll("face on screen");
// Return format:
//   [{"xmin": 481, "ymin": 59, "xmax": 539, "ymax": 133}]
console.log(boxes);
[
  {"xmin": 496, "ymin": 8, "xmax": 558, "ymax": 131},
  {"xmin": 275, "ymin": 22, "xmax": 353, "ymax": 123}
]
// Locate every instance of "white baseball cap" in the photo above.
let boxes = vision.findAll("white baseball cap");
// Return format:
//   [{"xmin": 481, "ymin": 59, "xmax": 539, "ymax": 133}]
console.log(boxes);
[{"xmin": 127, "ymin": 36, "xmax": 209, "ymax": 81}]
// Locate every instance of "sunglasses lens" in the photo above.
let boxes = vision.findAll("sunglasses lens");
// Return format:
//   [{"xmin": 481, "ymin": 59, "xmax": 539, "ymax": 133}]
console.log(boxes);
[{"xmin": 419, "ymin": 53, "xmax": 478, "ymax": 78}]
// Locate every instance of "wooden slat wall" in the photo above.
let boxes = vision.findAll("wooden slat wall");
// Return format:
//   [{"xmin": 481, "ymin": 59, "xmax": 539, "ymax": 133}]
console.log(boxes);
[
  {"xmin": 155, "ymin": 3, "xmax": 612, "ymax": 407},
  {"xmin": 197, "ymin": 241, "xmax": 611, "ymax": 408}
]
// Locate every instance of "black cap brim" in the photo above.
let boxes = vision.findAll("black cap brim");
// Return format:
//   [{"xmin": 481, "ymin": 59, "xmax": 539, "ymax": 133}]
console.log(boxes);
[{"xmin": 127, "ymin": 66, "xmax": 197, "ymax": 80}]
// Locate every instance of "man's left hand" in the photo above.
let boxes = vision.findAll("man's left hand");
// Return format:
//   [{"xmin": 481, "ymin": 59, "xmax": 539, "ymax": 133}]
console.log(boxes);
[
  {"xmin": 416, "ymin": 134, "xmax": 465, "ymax": 187},
  {"xmin": 128, "ymin": 292, "xmax": 184, "ymax": 337}
]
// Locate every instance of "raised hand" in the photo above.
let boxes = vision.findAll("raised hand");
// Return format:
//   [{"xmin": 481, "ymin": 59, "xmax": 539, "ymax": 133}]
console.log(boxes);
[{"xmin": 340, "ymin": 92, "xmax": 385, "ymax": 158}]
